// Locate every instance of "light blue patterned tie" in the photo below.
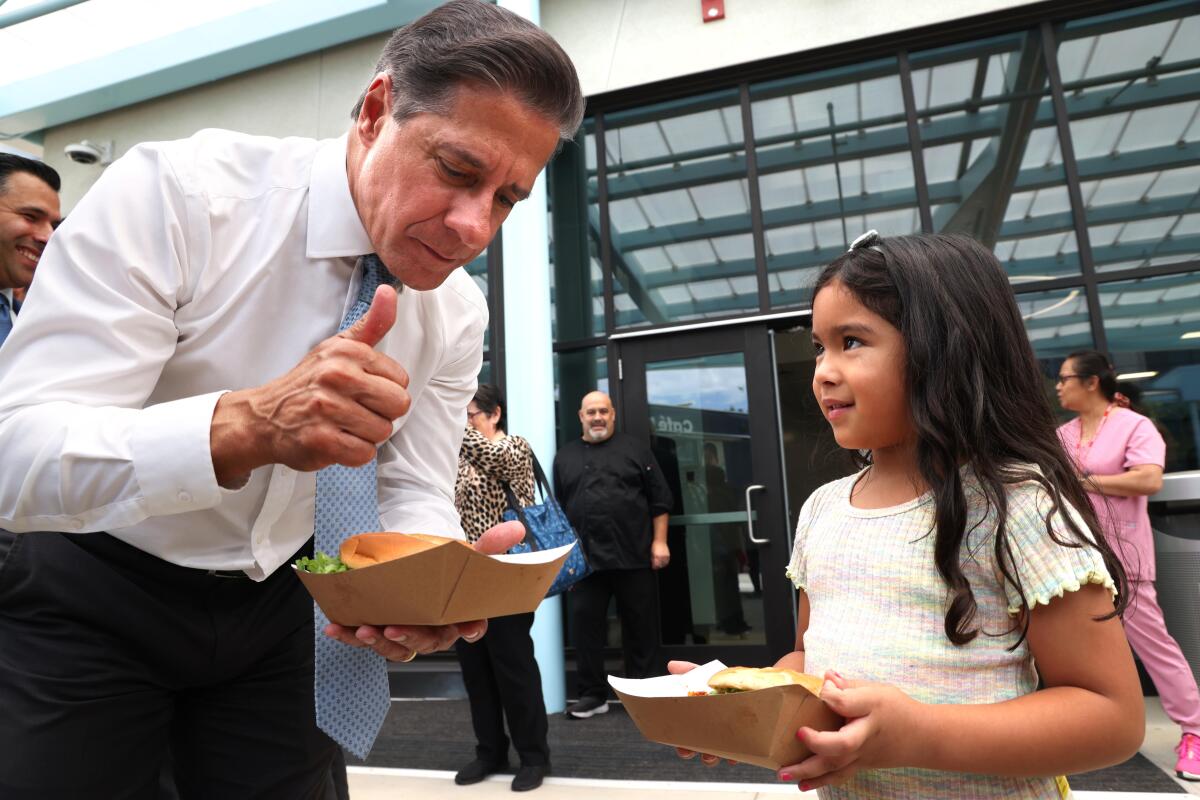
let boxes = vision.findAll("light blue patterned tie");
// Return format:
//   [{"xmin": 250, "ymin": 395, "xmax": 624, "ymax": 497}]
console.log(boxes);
[
  {"xmin": 0, "ymin": 294, "xmax": 12, "ymax": 346},
  {"xmin": 314, "ymin": 254, "xmax": 397, "ymax": 759}
]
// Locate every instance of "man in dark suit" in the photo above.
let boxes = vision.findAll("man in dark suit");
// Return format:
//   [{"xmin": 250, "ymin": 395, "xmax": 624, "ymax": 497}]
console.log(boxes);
[{"xmin": 0, "ymin": 153, "xmax": 61, "ymax": 345}]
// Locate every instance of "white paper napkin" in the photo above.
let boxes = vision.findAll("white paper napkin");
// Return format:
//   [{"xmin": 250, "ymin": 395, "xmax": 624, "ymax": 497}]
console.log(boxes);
[
  {"xmin": 607, "ymin": 660, "xmax": 729, "ymax": 697},
  {"xmin": 491, "ymin": 541, "xmax": 576, "ymax": 564}
]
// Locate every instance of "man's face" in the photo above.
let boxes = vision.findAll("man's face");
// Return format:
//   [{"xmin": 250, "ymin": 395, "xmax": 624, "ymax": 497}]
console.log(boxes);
[
  {"xmin": 0, "ymin": 171, "xmax": 61, "ymax": 291},
  {"xmin": 349, "ymin": 78, "xmax": 560, "ymax": 291},
  {"xmin": 578, "ymin": 393, "xmax": 615, "ymax": 442}
]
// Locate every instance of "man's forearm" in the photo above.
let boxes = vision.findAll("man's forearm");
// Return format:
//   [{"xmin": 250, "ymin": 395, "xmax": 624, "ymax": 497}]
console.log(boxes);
[
  {"xmin": 210, "ymin": 390, "xmax": 269, "ymax": 489},
  {"xmin": 652, "ymin": 513, "xmax": 668, "ymax": 545}
]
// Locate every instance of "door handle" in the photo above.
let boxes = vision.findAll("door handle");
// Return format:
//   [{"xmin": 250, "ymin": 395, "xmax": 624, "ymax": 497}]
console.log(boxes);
[{"xmin": 745, "ymin": 484, "xmax": 768, "ymax": 544}]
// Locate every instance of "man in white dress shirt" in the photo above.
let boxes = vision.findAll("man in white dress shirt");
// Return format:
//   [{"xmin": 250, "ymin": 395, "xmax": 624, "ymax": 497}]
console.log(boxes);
[
  {"xmin": 0, "ymin": 1, "xmax": 583, "ymax": 797},
  {"xmin": 0, "ymin": 153, "xmax": 61, "ymax": 345}
]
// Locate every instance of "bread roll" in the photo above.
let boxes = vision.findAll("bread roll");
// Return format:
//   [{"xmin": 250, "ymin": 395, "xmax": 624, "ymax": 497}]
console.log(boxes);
[
  {"xmin": 339, "ymin": 532, "xmax": 466, "ymax": 569},
  {"xmin": 707, "ymin": 666, "xmax": 824, "ymax": 695}
]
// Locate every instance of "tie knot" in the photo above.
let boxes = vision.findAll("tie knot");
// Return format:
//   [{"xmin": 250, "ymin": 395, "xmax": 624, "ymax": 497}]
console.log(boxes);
[{"xmin": 358, "ymin": 254, "xmax": 397, "ymax": 305}]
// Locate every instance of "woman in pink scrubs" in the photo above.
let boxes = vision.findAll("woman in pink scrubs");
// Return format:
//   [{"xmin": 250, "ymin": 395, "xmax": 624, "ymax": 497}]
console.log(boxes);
[{"xmin": 1057, "ymin": 349, "xmax": 1200, "ymax": 781}]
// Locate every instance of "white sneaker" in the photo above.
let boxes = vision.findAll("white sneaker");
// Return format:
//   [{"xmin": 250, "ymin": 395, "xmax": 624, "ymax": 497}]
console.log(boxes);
[{"xmin": 566, "ymin": 697, "xmax": 609, "ymax": 719}]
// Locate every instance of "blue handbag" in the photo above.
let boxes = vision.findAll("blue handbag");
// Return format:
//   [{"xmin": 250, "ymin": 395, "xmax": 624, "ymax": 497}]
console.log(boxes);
[{"xmin": 501, "ymin": 452, "xmax": 591, "ymax": 596}]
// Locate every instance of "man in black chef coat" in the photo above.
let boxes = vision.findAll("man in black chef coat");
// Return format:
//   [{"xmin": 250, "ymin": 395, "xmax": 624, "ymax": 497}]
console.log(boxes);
[{"xmin": 553, "ymin": 390, "xmax": 672, "ymax": 719}]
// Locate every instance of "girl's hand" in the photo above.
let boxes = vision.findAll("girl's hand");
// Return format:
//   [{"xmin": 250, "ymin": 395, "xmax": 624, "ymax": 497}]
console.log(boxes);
[
  {"xmin": 668, "ymin": 660, "xmax": 739, "ymax": 767},
  {"xmin": 778, "ymin": 670, "xmax": 922, "ymax": 790}
]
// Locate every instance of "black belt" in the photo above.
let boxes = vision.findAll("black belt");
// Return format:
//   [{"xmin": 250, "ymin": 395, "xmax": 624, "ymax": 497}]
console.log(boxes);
[{"xmin": 204, "ymin": 569, "xmax": 251, "ymax": 579}]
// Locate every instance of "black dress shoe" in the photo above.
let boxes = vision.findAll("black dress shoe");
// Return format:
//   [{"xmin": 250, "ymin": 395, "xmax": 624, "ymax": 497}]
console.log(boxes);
[
  {"xmin": 511, "ymin": 764, "xmax": 548, "ymax": 792},
  {"xmin": 454, "ymin": 758, "xmax": 507, "ymax": 786}
]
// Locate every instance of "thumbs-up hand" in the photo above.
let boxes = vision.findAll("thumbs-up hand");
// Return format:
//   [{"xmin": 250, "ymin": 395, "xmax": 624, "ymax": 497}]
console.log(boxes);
[
  {"xmin": 339, "ymin": 284, "xmax": 398, "ymax": 349},
  {"xmin": 210, "ymin": 284, "xmax": 411, "ymax": 487}
]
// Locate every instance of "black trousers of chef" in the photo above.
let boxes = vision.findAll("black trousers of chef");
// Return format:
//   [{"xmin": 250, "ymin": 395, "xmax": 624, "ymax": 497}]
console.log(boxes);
[
  {"xmin": 0, "ymin": 530, "xmax": 341, "ymax": 800},
  {"xmin": 570, "ymin": 567, "xmax": 660, "ymax": 702},
  {"xmin": 454, "ymin": 610, "xmax": 550, "ymax": 767}
]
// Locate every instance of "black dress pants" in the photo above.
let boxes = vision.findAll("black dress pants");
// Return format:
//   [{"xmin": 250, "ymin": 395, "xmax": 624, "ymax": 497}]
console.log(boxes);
[
  {"xmin": 0, "ymin": 531, "xmax": 340, "ymax": 800},
  {"xmin": 570, "ymin": 568, "xmax": 660, "ymax": 701},
  {"xmin": 454, "ymin": 611, "xmax": 549, "ymax": 767}
]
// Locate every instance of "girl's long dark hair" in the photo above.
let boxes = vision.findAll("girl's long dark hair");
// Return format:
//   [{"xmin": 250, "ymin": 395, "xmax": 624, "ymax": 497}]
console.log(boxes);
[{"xmin": 814, "ymin": 234, "xmax": 1128, "ymax": 646}]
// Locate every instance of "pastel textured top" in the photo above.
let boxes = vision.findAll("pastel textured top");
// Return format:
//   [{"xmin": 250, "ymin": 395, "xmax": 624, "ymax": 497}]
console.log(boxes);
[
  {"xmin": 1057, "ymin": 408, "xmax": 1166, "ymax": 581},
  {"xmin": 786, "ymin": 468, "xmax": 1114, "ymax": 800}
]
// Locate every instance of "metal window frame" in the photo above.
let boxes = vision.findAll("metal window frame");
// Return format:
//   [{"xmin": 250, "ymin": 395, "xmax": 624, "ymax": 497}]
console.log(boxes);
[
  {"xmin": 739, "ymin": 83, "xmax": 772, "ymax": 311},
  {"xmin": 1040, "ymin": 19, "xmax": 1107, "ymax": 354},
  {"xmin": 897, "ymin": 49, "xmax": 934, "ymax": 234},
  {"xmin": 485, "ymin": 230, "xmax": 506, "ymax": 398},
  {"xmin": 546, "ymin": 0, "xmax": 1200, "ymax": 357}
]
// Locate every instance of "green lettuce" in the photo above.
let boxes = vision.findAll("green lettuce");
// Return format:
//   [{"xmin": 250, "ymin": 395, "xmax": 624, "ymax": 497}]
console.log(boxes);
[{"xmin": 294, "ymin": 551, "xmax": 349, "ymax": 574}]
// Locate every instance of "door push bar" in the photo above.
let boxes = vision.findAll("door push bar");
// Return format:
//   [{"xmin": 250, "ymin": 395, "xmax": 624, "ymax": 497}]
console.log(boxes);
[{"xmin": 745, "ymin": 484, "xmax": 768, "ymax": 544}]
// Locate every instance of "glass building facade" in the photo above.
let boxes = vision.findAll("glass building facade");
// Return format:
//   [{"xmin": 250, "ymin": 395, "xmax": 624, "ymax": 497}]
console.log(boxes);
[{"xmin": 543, "ymin": 0, "xmax": 1200, "ymax": 473}]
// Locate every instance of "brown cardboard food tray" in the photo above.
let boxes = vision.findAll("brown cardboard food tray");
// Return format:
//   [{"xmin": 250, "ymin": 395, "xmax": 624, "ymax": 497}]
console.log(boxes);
[
  {"xmin": 294, "ymin": 539, "xmax": 573, "ymax": 626},
  {"xmin": 609, "ymin": 661, "xmax": 843, "ymax": 770}
]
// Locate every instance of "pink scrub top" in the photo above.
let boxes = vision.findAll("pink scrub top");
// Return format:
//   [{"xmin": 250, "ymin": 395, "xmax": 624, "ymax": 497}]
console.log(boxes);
[{"xmin": 1057, "ymin": 407, "xmax": 1166, "ymax": 581}]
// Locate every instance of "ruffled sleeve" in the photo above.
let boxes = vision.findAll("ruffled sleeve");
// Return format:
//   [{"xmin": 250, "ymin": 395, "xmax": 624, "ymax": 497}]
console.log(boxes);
[
  {"xmin": 1000, "ymin": 482, "xmax": 1116, "ymax": 615},
  {"xmin": 786, "ymin": 489, "xmax": 821, "ymax": 590}
]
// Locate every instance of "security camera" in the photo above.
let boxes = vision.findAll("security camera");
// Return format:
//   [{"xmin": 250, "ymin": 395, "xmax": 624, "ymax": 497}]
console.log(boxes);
[{"xmin": 64, "ymin": 140, "xmax": 113, "ymax": 166}]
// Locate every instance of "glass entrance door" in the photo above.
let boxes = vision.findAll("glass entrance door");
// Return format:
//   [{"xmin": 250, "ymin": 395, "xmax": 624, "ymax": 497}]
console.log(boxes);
[{"xmin": 618, "ymin": 325, "xmax": 795, "ymax": 666}]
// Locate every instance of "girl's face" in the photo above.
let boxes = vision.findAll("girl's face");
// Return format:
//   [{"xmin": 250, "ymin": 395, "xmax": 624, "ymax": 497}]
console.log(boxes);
[
  {"xmin": 811, "ymin": 279, "xmax": 915, "ymax": 454},
  {"xmin": 1055, "ymin": 358, "xmax": 1100, "ymax": 413}
]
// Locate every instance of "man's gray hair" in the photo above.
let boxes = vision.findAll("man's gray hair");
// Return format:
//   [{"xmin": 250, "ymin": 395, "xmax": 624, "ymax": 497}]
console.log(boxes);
[{"xmin": 351, "ymin": 0, "xmax": 584, "ymax": 140}]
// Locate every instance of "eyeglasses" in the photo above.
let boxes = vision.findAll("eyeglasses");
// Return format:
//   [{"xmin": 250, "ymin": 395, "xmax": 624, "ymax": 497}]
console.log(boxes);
[
  {"xmin": 1055, "ymin": 374, "xmax": 1085, "ymax": 385},
  {"xmin": 466, "ymin": 409, "xmax": 485, "ymax": 420}
]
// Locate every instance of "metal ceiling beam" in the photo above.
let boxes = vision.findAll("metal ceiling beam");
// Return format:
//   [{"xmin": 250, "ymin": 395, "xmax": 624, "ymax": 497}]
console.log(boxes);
[
  {"xmin": 1089, "ymin": 233, "xmax": 1200, "ymax": 268},
  {"xmin": 0, "ymin": 0, "xmax": 87, "ymax": 29},
  {"xmin": 596, "ymin": 233, "xmax": 1200, "ymax": 313},
  {"xmin": 935, "ymin": 30, "xmax": 1045, "ymax": 248},
  {"xmin": 597, "ymin": 73, "xmax": 1200, "ymax": 203},
  {"xmin": 605, "ymin": 144, "xmax": 1197, "ymax": 253},
  {"xmin": 998, "ymin": 193, "xmax": 1200, "ymax": 242},
  {"xmin": 587, "ymin": 210, "xmax": 668, "ymax": 324},
  {"xmin": 0, "ymin": 0, "xmax": 439, "ymax": 136}
]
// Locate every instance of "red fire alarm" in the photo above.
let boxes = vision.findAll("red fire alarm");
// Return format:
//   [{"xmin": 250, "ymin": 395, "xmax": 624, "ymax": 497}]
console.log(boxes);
[{"xmin": 702, "ymin": 0, "xmax": 725, "ymax": 23}]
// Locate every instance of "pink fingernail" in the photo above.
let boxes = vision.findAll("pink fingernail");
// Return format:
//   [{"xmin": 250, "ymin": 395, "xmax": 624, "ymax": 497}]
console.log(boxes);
[
  {"xmin": 796, "ymin": 728, "xmax": 806, "ymax": 741},
  {"xmin": 779, "ymin": 772, "xmax": 792, "ymax": 781},
  {"xmin": 800, "ymin": 782, "xmax": 811, "ymax": 791}
]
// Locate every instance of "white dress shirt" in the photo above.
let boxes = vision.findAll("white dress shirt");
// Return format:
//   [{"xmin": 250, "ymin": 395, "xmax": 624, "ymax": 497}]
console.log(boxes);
[{"xmin": 0, "ymin": 129, "xmax": 486, "ymax": 578}]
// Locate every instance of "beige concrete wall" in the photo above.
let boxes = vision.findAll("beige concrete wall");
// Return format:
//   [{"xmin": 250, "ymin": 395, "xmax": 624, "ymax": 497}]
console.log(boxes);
[
  {"xmin": 541, "ymin": 0, "xmax": 1043, "ymax": 98},
  {"xmin": 43, "ymin": 33, "xmax": 388, "ymax": 211}
]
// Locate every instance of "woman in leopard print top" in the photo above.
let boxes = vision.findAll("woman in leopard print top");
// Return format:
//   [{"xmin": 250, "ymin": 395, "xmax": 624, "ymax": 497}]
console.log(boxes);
[
  {"xmin": 452, "ymin": 384, "xmax": 550, "ymax": 789},
  {"xmin": 455, "ymin": 401, "xmax": 535, "ymax": 544}
]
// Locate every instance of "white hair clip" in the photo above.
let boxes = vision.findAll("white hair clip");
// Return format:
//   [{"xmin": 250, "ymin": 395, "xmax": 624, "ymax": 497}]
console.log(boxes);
[{"xmin": 848, "ymin": 229, "xmax": 883, "ymax": 253}]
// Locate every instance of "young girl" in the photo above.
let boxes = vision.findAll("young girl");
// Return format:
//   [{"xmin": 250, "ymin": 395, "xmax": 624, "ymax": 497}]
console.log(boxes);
[{"xmin": 679, "ymin": 232, "xmax": 1144, "ymax": 798}]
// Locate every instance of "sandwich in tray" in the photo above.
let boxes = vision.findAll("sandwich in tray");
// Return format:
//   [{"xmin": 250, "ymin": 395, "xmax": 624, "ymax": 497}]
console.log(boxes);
[
  {"xmin": 691, "ymin": 665, "xmax": 825, "ymax": 696},
  {"xmin": 609, "ymin": 660, "xmax": 842, "ymax": 770},
  {"xmin": 292, "ymin": 531, "xmax": 573, "ymax": 627},
  {"xmin": 294, "ymin": 532, "xmax": 469, "ymax": 574}
]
